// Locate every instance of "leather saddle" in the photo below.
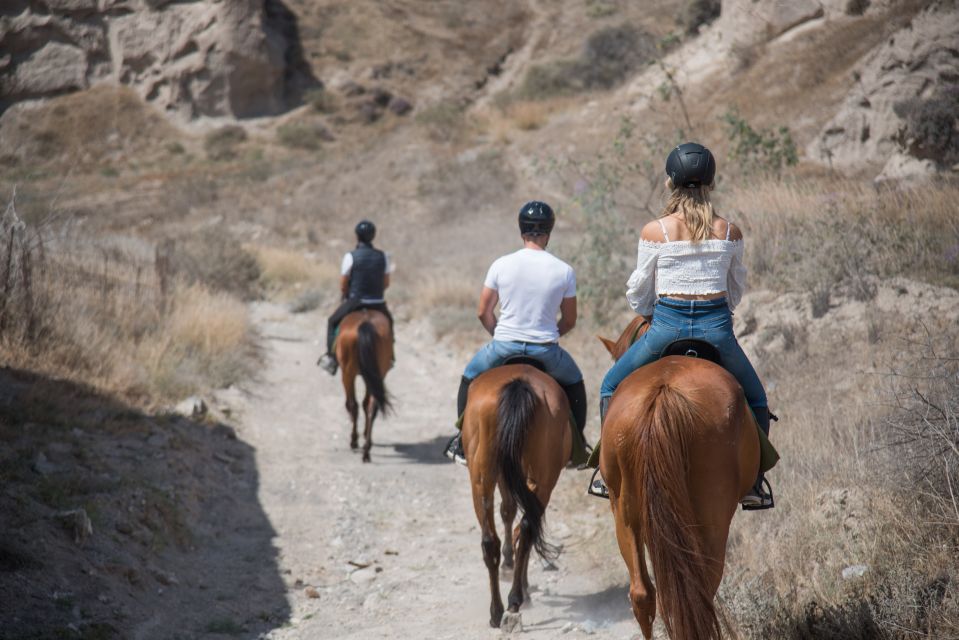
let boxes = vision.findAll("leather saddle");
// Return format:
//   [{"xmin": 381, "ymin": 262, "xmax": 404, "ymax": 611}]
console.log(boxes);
[
  {"xmin": 500, "ymin": 355, "xmax": 547, "ymax": 372},
  {"xmin": 659, "ymin": 338, "xmax": 722, "ymax": 366}
]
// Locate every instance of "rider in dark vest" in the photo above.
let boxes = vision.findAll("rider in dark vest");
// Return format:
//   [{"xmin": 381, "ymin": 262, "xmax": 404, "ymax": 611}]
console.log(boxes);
[{"xmin": 317, "ymin": 220, "xmax": 394, "ymax": 375}]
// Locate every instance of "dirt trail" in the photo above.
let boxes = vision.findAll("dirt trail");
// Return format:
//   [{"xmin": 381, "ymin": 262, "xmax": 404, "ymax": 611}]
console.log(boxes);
[{"xmin": 229, "ymin": 302, "xmax": 646, "ymax": 639}]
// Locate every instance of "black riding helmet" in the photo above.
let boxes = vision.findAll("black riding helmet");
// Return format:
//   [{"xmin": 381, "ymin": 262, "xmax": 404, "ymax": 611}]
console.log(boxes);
[
  {"xmin": 666, "ymin": 142, "xmax": 716, "ymax": 188},
  {"xmin": 518, "ymin": 200, "xmax": 555, "ymax": 236},
  {"xmin": 355, "ymin": 219, "xmax": 376, "ymax": 243}
]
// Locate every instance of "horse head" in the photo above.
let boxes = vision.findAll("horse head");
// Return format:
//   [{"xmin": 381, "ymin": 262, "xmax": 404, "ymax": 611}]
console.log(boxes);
[{"xmin": 597, "ymin": 315, "xmax": 650, "ymax": 361}]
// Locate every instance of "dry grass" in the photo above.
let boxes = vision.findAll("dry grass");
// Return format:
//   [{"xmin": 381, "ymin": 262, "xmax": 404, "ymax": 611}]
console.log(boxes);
[
  {"xmin": 720, "ymin": 178, "xmax": 959, "ymax": 294},
  {"xmin": 0, "ymin": 194, "xmax": 256, "ymax": 405},
  {"xmin": 253, "ymin": 245, "xmax": 338, "ymax": 291}
]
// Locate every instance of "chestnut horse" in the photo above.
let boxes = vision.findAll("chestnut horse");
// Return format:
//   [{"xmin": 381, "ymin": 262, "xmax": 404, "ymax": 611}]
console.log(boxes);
[
  {"xmin": 462, "ymin": 364, "xmax": 572, "ymax": 629},
  {"xmin": 598, "ymin": 316, "xmax": 759, "ymax": 640},
  {"xmin": 336, "ymin": 309, "xmax": 392, "ymax": 462}
]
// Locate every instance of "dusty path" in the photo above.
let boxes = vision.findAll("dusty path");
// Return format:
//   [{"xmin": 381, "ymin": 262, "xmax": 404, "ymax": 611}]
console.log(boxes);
[{"xmin": 227, "ymin": 302, "xmax": 647, "ymax": 639}]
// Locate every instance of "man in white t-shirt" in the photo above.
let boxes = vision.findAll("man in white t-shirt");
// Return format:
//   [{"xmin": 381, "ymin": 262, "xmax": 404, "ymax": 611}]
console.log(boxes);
[
  {"xmin": 444, "ymin": 201, "xmax": 587, "ymax": 464},
  {"xmin": 317, "ymin": 220, "xmax": 394, "ymax": 375}
]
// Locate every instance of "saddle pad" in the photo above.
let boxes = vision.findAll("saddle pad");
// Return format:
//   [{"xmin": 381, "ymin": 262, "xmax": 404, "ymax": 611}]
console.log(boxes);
[
  {"xmin": 585, "ymin": 405, "xmax": 780, "ymax": 473},
  {"xmin": 751, "ymin": 408, "xmax": 780, "ymax": 473}
]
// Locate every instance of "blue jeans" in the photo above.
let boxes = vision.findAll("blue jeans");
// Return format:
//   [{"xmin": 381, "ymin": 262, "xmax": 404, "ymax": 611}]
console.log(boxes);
[
  {"xmin": 600, "ymin": 297, "xmax": 766, "ymax": 411},
  {"xmin": 464, "ymin": 340, "xmax": 583, "ymax": 385}
]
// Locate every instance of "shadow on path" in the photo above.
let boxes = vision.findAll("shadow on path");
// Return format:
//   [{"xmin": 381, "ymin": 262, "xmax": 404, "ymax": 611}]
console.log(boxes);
[
  {"xmin": 390, "ymin": 435, "xmax": 451, "ymax": 465},
  {"xmin": 0, "ymin": 367, "xmax": 290, "ymax": 639}
]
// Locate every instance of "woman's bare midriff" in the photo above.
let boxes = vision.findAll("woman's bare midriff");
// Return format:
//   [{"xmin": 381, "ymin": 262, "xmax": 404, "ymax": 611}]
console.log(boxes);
[{"xmin": 659, "ymin": 292, "xmax": 727, "ymax": 301}]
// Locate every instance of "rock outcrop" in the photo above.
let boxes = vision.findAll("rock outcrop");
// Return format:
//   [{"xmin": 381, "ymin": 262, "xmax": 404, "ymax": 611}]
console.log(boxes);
[
  {"xmin": 0, "ymin": 0, "xmax": 318, "ymax": 119},
  {"xmin": 806, "ymin": 2, "xmax": 959, "ymax": 176},
  {"xmin": 715, "ymin": 0, "xmax": 877, "ymax": 50}
]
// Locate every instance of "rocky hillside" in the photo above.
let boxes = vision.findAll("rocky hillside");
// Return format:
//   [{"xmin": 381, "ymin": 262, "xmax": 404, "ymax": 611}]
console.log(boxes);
[{"xmin": 0, "ymin": 0, "xmax": 318, "ymax": 119}]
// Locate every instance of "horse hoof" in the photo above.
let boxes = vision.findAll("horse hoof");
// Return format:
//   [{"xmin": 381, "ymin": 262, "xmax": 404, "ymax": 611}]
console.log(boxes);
[
  {"xmin": 501, "ymin": 611, "xmax": 523, "ymax": 634},
  {"xmin": 362, "ymin": 453, "xmax": 371, "ymax": 463}
]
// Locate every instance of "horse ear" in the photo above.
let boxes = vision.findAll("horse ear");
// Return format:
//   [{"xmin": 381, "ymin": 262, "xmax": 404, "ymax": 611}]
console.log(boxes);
[{"xmin": 598, "ymin": 335, "xmax": 617, "ymax": 358}]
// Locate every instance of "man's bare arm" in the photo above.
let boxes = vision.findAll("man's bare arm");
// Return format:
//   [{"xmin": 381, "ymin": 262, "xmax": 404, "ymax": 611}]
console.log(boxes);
[
  {"xmin": 558, "ymin": 296, "xmax": 577, "ymax": 336},
  {"xmin": 477, "ymin": 286, "xmax": 499, "ymax": 336}
]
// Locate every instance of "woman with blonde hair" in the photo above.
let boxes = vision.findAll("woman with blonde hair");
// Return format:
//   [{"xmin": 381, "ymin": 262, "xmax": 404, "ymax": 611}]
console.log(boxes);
[{"xmin": 589, "ymin": 143, "xmax": 773, "ymax": 508}]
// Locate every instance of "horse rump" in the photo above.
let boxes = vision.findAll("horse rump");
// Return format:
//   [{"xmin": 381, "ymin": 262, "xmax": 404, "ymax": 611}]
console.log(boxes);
[
  {"xmin": 496, "ymin": 378, "xmax": 558, "ymax": 561},
  {"xmin": 357, "ymin": 320, "xmax": 391, "ymax": 414}
]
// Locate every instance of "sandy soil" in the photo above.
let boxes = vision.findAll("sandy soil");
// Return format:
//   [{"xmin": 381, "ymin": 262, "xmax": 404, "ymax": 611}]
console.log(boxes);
[{"xmin": 231, "ymin": 302, "xmax": 648, "ymax": 640}]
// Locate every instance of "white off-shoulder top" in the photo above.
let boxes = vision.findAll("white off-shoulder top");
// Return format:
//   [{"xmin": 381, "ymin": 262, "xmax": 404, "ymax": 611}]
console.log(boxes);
[{"xmin": 625, "ymin": 219, "xmax": 747, "ymax": 316}]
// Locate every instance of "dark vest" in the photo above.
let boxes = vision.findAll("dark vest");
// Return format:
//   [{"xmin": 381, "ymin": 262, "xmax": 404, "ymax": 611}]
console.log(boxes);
[{"xmin": 348, "ymin": 243, "xmax": 387, "ymax": 301}]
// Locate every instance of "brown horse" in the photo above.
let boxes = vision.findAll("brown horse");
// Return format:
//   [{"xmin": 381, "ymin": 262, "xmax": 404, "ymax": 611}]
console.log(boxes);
[
  {"xmin": 336, "ymin": 309, "xmax": 392, "ymax": 462},
  {"xmin": 461, "ymin": 364, "xmax": 572, "ymax": 630},
  {"xmin": 598, "ymin": 316, "xmax": 760, "ymax": 640}
]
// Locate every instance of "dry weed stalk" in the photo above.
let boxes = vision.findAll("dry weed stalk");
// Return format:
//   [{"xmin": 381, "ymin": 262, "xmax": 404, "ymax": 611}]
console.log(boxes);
[{"xmin": 0, "ymin": 188, "xmax": 255, "ymax": 403}]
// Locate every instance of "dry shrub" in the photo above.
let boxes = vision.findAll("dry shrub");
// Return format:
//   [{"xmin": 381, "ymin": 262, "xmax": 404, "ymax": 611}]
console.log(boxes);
[
  {"xmin": 253, "ymin": 245, "xmax": 338, "ymax": 292},
  {"xmin": 517, "ymin": 24, "xmax": 656, "ymax": 99},
  {"xmin": 169, "ymin": 229, "xmax": 261, "ymax": 299},
  {"xmin": 142, "ymin": 284, "xmax": 254, "ymax": 399},
  {"xmin": 508, "ymin": 101, "xmax": 550, "ymax": 131},
  {"xmin": 415, "ymin": 101, "xmax": 472, "ymax": 143},
  {"xmin": 718, "ymin": 324, "xmax": 959, "ymax": 639},
  {"xmin": 203, "ymin": 125, "xmax": 248, "ymax": 161},
  {"xmin": 0, "ymin": 86, "xmax": 181, "ymax": 168},
  {"xmin": 0, "ymin": 193, "xmax": 256, "ymax": 404},
  {"xmin": 721, "ymin": 178, "xmax": 959, "ymax": 296}
]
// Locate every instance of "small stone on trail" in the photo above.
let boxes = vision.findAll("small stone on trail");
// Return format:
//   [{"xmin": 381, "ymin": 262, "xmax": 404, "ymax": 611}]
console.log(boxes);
[
  {"xmin": 305, "ymin": 586, "xmax": 320, "ymax": 599},
  {"xmin": 384, "ymin": 549, "xmax": 399, "ymax": 555},
  {"xmin": 114, "ymin": 520, "xmax": 133, "ymax": 535},
  {"xmin": 32, "ymin": 452, "xmax": 58, "ymax": 476},
  {"xmin": 842, "ymin": 564, "xmax": 868, "ymax": 580},
  {"xmin": 349, "ymin": 567, "xmax": 377, "ymax": 584},
  {"xmin": 56, "ymin": 508, "xmax": 93, "ymax": 544},
  {"xmin": 175, "ymin": 396, "xmax": 207, "ymax": 419}
]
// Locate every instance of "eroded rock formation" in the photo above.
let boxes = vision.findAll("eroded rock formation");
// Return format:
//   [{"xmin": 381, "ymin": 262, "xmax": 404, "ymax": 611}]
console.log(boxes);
[
  {"xmin": 0, "ymin": 0, "xmax": 318, "ymax": 119},
  {"xmin": 806, "ymin": 2, "xmax": 959, "ymax": 176}
]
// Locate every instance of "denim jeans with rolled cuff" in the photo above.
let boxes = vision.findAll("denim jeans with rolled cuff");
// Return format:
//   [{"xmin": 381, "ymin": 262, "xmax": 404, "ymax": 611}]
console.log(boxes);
[{"xmin": 599, "ymin": 297, "xmax": 767, "ymax": 430}]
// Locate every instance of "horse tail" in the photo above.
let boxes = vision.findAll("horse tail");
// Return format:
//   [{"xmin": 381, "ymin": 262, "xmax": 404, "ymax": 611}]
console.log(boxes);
[
  {"xmin": 357, "ymin": 320, "xmax": 391, "ymax": 414},
  {"xmin": 496, "ymin": 378, "xmax": 558, "ymax": 561},
  {"xmin": 629, "ymin": 383, "xmax": 725, "ymax": 640}
]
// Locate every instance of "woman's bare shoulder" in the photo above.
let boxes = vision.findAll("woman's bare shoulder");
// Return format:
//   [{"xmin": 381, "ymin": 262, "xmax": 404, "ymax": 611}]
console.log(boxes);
[
  {"xmin": 712, "ymin": 215, "xmax": 743, "ymax": 241},
  {"xmin": 641, "ymin": 219, "xmax": 667, "ymax": 243}
]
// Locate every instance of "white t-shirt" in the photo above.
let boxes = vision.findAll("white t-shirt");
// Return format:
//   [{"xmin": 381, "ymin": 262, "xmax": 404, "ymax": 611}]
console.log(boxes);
[{"xmin": 484, "ymin": 248, "xmax": 576, "ymax": 343}]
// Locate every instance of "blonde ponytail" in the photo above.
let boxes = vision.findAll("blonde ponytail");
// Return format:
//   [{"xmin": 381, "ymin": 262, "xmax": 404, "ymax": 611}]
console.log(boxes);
[{"xmin": 660, "ymin": 177, "xmax": 715, "ymax": 242}]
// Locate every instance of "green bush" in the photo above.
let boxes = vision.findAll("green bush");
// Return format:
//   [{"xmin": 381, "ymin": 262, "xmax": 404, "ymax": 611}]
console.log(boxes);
[
  {"xmin": 518, "ymin": 24, "xmax": 656, "ymax": 99},
  {"xmin": 722, "ymin": 110, "xmax": 798, "ymax": 176},
  {"xmin": 171, "ymin": 229, "xmax": 261, "ymax": 299},
  {"xmin": 304, "ymin": 88, "xmax": 338, "ymax": 114},
  {"xmin": 276, "ymin": 122, "xmax": 333, "ymax": 150},
  {"xmin": 203, "ymin": 125, "xmax": 247, "ymax": 161},
  {"xmin": 678, "ymin": 0, "xmax": 721, "ymax": 35},
  {"xmin": 894, "ymin": 85, "xmax": 959, "ymax": 167}
]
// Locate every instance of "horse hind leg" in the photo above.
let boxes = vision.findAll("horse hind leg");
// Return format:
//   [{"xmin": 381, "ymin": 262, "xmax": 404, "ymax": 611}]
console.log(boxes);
[
  {"xmin": 361, "ymin": 391, "xmax": 375, "ymax": 463},
  {"xmin": 498, "ymin": 481, "xmax": 517, "ymax": 570},
  {"xmin": 472, "ymin": 479, "xmax": 504, "ymax": 627},
  {"xmin": 612, "ymin": 495, "xmax": 656, "ymax": 639},
  {"xmin": 344, "ymin": 373, "xmax": 359, "ymax": 450}
]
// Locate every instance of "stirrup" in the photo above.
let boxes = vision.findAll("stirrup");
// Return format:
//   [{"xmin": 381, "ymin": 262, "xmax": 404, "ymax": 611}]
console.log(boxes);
[
  {"xmin": 586, "ymin": 467, "xmax": 609, "ymax": 500},
  {"xmin": 741, "ymin": 477, "xmax": 775, "ymax": 511},
  {"xmin": 443, "ymin": 434, "xmax": 467, "ymax": 466}
]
